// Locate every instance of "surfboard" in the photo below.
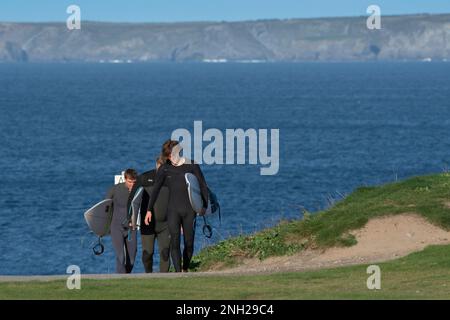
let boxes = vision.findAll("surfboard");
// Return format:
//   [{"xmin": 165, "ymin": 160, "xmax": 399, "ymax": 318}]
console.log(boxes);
[
  {"xmin": 84, "ymin": 199, "xmax": 113, "ymax": 237},
  {"xmin": 185, "ymin": 173, "xmax": 212, "ymax": 215},
  {"xmin": 130, "ymin": 187, "xmax": 144, "ymax": 230}
]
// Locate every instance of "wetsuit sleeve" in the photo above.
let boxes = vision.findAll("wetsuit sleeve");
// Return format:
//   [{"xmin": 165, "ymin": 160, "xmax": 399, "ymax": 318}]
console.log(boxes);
[
  {"xmin": 193, "ymin": 164, "xmax": 209, "ymax": 209},
  {"xmin": 147, "ymin": 167, "xmax": 166, "ymax": 213}
]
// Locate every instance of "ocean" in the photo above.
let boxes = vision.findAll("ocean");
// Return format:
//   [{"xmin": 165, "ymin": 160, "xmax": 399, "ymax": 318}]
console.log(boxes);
[{"xmin": 1, "ymin": 62, "xmax": 449, "ymax": 275}]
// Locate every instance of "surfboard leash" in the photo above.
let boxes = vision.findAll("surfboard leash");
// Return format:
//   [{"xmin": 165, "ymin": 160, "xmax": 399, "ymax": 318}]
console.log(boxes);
[
  {"xmin": 93, "ymin": 237, "xmax": 105, "ymax": 256},
  {"xmin": 202, "ymin": 215, "xmax": 213, "ymax": 238}
]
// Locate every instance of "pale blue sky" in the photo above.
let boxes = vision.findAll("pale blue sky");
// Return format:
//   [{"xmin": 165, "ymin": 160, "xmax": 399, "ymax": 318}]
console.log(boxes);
[{"xmin": 1, "ymin": 0, "xmax": 450, "ymax": 22}]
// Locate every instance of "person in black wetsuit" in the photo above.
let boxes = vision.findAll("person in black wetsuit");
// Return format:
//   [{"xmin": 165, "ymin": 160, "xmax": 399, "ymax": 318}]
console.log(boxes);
[
  {"xmin": 127, "ymin": 157, "xmax": 171, "ymax": 273},
  {"xmin": 144, "ymin": 140, "xmax": 209, "ymax": 272},
  {"xmin": 106, "ymin": 168, "xmax": 138, "ymax": 274}
]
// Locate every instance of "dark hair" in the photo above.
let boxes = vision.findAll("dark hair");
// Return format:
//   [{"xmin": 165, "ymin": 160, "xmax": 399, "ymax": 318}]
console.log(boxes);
[
  {"xmin": 124, "ymin": 168, "xmax": 138, "ymax": 180},
  {"xmin": 161, "ymin": 139, "xmax": 179, "ymax": 160},
  {"xmin": 156, "ymin": 156, "xmax": 165, "ymax": 168}
]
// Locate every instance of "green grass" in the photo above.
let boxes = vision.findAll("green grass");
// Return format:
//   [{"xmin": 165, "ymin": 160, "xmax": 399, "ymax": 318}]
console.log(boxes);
[
  {"xmin": 192, "ymin": 173, "xmax": 450, "ymax": 270},
  {"xmin": 2, "ymin": 245, "xmax": 450, "ymax": 300}
]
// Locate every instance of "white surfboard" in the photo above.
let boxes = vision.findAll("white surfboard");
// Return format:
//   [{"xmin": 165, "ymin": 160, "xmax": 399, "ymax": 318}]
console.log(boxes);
[
  {"xmin": 84, "ymin": 199, "xmax": 113, "ymax": 237},
  {"xmin": 130, "ymin": 187, "xmax": 144, "ymax": 230},
  {"xmin": 185, "ymin": 173, "xmax": 211, "ymax": 215}
]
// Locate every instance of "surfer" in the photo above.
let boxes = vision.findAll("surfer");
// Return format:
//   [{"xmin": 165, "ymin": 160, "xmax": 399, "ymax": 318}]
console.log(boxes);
[
  {"xmin": 127, "ymin": 157, "xmax": 171, "ymax": 273},
  {"xmin": 145, "ymin": 140, "xmax": 209, "ymax": 272},
  {"xmin": 106, "ymin": 168, "xmax": 138, "ymax": 274}
]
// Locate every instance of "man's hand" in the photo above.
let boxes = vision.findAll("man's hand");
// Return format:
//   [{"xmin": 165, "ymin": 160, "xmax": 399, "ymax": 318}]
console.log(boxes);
[{"xmin": 144, "ymin": 211, "xmax": 152, "ymax": 225}]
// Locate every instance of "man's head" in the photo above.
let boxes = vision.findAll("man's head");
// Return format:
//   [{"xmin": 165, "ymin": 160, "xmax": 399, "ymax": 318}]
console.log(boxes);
[{"xmin": 124, "ymin": 168, "xmax": 137, "ymax": 191}]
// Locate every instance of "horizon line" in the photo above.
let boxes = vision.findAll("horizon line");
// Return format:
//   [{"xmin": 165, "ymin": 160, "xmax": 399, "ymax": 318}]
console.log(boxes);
[{"xmin": 0, "ymin": 12, "xmax": 447, "ymax": 25}]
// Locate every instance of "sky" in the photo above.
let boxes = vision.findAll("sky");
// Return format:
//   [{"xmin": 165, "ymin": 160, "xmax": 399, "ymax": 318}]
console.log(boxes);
[{"xmin": 1, "ymin": 0, "xmax": 450, "ymax": 22}]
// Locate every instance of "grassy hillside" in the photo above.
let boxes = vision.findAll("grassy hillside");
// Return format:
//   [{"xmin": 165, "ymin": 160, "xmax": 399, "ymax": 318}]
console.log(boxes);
[
  {"xmin": 192, "ymin": 173, "xmax": 450, "ymax": 271},
  {"xmin": 2, "ymin": 245, "xmax": 450, "ymax": 299}
]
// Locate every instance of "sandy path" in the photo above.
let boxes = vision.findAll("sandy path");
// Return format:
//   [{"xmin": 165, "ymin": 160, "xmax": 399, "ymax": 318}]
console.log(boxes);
[{"xmin": 223, "ymin": 213, "xmax": 450, "ymax": 273}]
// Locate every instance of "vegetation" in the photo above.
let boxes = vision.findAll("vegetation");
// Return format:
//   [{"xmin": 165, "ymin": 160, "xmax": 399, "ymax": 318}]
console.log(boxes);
[{"xmin": 192, "ymin": 173, "xmax": 450, "ymax": 270}]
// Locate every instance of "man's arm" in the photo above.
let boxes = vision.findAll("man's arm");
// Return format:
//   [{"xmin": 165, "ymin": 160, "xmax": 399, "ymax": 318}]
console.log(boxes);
[
  {"xmin": 147, "ymin": 167, "xmax": 166, "ymax": 213},
  {"xmin": 145, "ymin": 167, "xmax": 166, "ymax": 225}
]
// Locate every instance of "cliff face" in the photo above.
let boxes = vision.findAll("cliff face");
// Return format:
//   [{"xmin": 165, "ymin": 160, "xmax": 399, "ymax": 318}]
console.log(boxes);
[
  {"xmin": 0, "ymin": 14, "xmax": 449, "ymax": 62},
  {"xmin": 0, "ymin": 41, "xmax": 28, "ymax": 61}
]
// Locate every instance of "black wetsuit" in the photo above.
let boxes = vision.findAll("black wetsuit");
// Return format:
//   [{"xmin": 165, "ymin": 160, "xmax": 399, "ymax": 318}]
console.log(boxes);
[
  {"xmin": 128, "ymin": 170, "xmax": 170, "ymax": 273},
  {"xmin": 147, "ymin": 161, "xmax": 208, "ymax": 272},
  {"xmin": 106, "ymin": 183, "xmax": 137, "ymax": 274}
]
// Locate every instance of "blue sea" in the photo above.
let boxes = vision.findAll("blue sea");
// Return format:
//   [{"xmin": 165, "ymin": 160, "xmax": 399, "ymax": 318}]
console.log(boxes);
[{"xmin": 1, "ymin": 62, "xmax": 450, "ymax": 275}]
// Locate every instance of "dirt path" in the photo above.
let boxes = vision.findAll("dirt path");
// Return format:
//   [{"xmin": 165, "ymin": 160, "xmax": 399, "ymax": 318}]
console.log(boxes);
[
  {"xmin": 222, "ymin": 213, "xmax": 450, "ymax": 273},
  {"xmin": 2, "ymin": 214, "xmax": 449, "ymax": 282}
]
